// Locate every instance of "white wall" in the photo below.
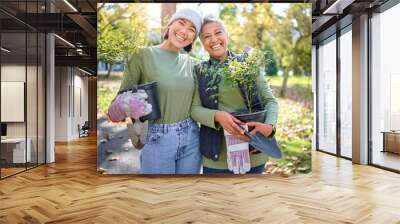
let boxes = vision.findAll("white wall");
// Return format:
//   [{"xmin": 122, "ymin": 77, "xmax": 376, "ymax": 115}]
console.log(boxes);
[
  {"xmin": 1, "ymin": 63, "xmax": 46, "ymax": 164},
  {"xmin": 54, "ymin": 67, "xmax": 89, "ymax": 141},
  {"xmin": 1, "ymin": 65, "xmax": 26, "ymax": 138},
  {"xmin": 55, "ymin": 66, "xmax": 69, "ymax": 141}
]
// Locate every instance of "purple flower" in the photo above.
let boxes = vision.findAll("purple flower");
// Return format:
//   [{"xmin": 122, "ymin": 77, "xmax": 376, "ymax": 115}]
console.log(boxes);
[{"xmin": 243, "ymin": 46, "xmax": 253, "ymax": 54}]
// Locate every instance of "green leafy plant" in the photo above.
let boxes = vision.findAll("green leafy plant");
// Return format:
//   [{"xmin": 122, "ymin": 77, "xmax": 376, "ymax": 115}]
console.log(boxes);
[{"xmin": 202, "ymin": 49, "xmax": 269, "ymax": 112}]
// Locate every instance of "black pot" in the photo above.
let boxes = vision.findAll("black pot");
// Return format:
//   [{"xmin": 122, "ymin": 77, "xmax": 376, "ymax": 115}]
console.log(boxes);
[
  {"xmin": 231, "ymin": 109, "xmax": 266, "ymax": 124},
  {"xmin": 137, "ymin": 81, "xmax": 161, "ymax": 122},
  {"xmin": 231, "ymin": 109, "xmax": 267, "ymax": 151}
]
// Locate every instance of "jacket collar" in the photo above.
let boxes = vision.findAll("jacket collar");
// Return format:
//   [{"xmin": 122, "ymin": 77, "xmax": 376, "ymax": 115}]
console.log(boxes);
[{"xmin": 208, "ymin": 50, "xmax": 236, "ymax": 66}]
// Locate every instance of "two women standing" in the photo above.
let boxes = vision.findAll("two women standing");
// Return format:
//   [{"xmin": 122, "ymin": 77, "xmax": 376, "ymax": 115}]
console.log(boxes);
[{"xmin": 108, "ymin": 9, "xmax": 278, "ymax": 174}]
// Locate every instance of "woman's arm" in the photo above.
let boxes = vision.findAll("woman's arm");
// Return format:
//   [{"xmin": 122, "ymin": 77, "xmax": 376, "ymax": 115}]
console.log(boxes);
[
  {"xmin": 258, "ymin": 73, "xmax": 279, "ymax": 126},
  {"xmin": 107, "ymin": 51, "xmax": 143, "ymax": 122},
  {"xmin": 118, "ymin": 51, "xmax": 143, "ymax": 92}
]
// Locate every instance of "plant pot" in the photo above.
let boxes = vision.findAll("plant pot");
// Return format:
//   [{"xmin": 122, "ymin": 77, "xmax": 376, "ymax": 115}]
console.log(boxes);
[
  {"xmin": 231, "ymin": 109, "xmax": 267, "ymax": 152},
  {"xmin": 231, "ymin": 109, "xmax": 266, "ymax": 124},
  {"xmin": 137, "ymin": 81, "xmax": 161, "ymax": 122}
]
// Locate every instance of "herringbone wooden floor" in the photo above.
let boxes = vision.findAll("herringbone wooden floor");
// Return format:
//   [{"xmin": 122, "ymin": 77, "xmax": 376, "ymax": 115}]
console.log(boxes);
[{"xmin": 1, "ymin": 135, "xmax": 400, "ymax": 224}]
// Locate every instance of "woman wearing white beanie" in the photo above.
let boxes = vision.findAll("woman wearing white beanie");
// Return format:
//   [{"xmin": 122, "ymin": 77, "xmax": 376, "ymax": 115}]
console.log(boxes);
[{"xmin": 108, "ymin": 8, "xmax": 203, "ymax": 174}]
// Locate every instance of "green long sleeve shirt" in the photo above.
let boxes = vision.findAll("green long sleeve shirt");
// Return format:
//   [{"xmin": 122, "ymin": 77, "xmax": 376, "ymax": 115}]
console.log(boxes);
[
  {"xmin": 119, "ymin": 46, "xmax": 197, "ymax": 124},
  {"xmin": 191, "ymin": 56, "xmax": 279, "ymax": 170}
]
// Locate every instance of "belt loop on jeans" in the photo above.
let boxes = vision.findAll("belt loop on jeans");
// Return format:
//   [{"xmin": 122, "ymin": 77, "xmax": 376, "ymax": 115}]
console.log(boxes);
[
  {"xmin": 151, "ymin": 118, "xmax": 193, "ymax": 134},
  {"xmin": 162, "ymin": 124, "xmax": 168, "ymax": 134}
]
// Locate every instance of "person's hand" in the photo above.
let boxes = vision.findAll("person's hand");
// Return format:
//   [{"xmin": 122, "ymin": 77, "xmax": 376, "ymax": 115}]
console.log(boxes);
[
  {"xmin": 246, "ymin": 122, "xmax": 274, "ymax": 137},
  {"xmin": 215, "ymin": 111, "xmax": 244, "ymax": 136}
]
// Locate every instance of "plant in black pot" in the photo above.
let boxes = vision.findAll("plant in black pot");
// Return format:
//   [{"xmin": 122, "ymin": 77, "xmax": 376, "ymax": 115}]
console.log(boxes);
[
  {"xmin": 203, "ymin": 48, "xmax": 281, "ymax": 158},
  {"xmin": 225, "ymin": 48, "xmax": 267, "ymax": 123},
  {"xmin": 205, "ymin": 48, "xmax": 268, "ymax": 124}
]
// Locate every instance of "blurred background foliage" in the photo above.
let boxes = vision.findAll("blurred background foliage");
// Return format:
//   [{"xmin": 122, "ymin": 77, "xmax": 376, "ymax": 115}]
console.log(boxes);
[{"xmin": 97, "ymin": 3, "xmax": 312, "ymax": 175}]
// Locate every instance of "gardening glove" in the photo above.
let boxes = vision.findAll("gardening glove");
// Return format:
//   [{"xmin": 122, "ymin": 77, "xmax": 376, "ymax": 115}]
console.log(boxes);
[
  {"xmin": 108, "ymin": 90, "xmax": 152, "ymax": 122},
  {"xmin": 107, "ymin": 93, "xmax": 127, "ymax": 122},
  {"xmin": 134, "ymin": 90, "xmax": 153, "ymax": 117},
  {"xmin": 224, "ymin": 126, "xmax": 251, "ymax": 174},
  {"xmin": 127, "ymin": 117, "xmax": 148, "ymax": 150}
]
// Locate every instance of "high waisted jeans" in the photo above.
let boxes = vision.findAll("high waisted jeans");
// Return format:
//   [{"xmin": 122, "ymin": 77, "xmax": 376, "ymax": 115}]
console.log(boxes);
[{"xmin": 140, "ymin": 118, "xmax": 201, "ymax": 174}]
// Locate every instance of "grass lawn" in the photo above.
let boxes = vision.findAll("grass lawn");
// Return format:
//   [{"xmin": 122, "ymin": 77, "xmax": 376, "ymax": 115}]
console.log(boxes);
[{"xmin": 273, "ymin": 98, "xmax": 312, "ymax": 174}]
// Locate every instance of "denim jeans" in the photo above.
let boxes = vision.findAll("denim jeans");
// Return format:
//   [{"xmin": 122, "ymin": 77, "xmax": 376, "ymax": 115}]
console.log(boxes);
[
  {"xmin": 140, "ymin": 118, "xmax": 201, "ymax": 174},
  {"xmin": 202, "ymin": 164, "xmax": 265, "ymax": 174}
]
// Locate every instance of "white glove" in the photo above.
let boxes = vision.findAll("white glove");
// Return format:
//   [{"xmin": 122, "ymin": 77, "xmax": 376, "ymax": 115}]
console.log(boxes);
[
  {"xmin": 127, "ymin": 117, "xmax": 148, "ymax": 149},
  {"xmin": 108, "ymin": 90, "xmax": 152, "ymax": 122},
  {"xmin": 224, "ymin": 126, "xmax": 251, "ymax": 174}
]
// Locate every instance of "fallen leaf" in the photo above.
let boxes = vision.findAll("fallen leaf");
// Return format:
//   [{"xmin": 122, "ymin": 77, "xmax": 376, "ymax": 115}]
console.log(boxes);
[
  {"xmin": 98, "ymin": 167, "xmax": 107, "ymax": 174},
  {"xmin": 108, "ymin": 156, "xmax": 120, "ymax": 161},
  {"xmin": 100, "ymin": 139, "xmax": 108, "ymax": 143}
]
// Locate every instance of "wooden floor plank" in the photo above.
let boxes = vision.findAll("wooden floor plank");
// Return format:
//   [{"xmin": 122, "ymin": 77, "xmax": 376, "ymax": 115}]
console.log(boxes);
[{"xmin": 0, "ymin": 135, "xmax": 399, "ymax": 223}]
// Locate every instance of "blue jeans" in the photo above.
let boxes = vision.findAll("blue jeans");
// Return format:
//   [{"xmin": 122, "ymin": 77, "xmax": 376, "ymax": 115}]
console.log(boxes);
[
  {"xmin": 140, "ymin": 118, "xmax": 201, "ymax": 174},
  {"xmin": 202, "ymin": 164, "xmax": 265, "ymax": 174}
]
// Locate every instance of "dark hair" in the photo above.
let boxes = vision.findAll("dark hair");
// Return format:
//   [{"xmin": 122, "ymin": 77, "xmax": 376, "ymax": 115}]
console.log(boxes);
[{"xmin": 163, "ymin": 28, "xmax": 193, "ymax": 53}]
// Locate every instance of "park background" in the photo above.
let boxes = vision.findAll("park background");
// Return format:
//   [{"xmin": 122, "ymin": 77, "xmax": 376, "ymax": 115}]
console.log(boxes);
[{"xmin": 97, "ymin": 3, "xmax": 312, "ymax": 175}]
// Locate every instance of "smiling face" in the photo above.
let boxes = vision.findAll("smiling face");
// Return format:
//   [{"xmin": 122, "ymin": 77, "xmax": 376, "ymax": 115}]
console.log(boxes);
[
  {"xmin": 167, "ymin": 18, "xmax": 196, "ymax": 50},
  {"xmin": 200, "ymin": 21, "xmax": 229, "ymax": 61}
]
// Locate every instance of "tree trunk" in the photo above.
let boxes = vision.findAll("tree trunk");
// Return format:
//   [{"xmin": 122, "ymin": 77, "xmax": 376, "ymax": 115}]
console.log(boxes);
[
  {"xmin": 280, "ymin": 69, "xmax": 289, "ymax": 98},
  {"xmin": 161, "ymin": 3, "xmax": 176, "ymax": 38},
  {"xmin": 106, "ymin": 63, "xmax": 113, "ymax": 78}
]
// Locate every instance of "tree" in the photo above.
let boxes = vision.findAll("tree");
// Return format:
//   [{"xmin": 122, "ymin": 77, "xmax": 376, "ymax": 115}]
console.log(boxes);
[
  {"xmin": 273, "ymin": 14, "xmax": 295, "ymax": 97},
  {"xmin": 288, "ymin": 4, "xmax": 311, "ymax": 76},
  {"xmin": 272, "ymin": 4, "xmax": 311, "ymax": 97},
  {"xmin": 219, "ymin": 3, "xmax": 277, "ymax": 75},
  {"xmin": 219, "ymin": 3, "xmax": 242, "ymax": 52},
  {"xmin": 262, "ymin": 44, "xmax": 278, "ymax": 76},
  {"xmin": 240, "ymin": 4, "xmax": 275, "ymax": 49},
  {"xmin": 97, "ymin": 4, "xmax": 148, "ymax": 77},
  {"xmin": 160, "ymin": 3, "xmax": 176, "ymax": 37}
]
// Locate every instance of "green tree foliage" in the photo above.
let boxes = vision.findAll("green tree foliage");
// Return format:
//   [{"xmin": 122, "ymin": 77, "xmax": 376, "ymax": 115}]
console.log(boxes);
[
  {"xmin": 288, "ymin": 4, "xmax": 312, "ymax": 76},
  {"xmin": 273, "ymin": 13, "xmax": 295, "ymax": 97},
  {"xmin": 219, "ymin": 4, "xmax": 280, "ymax": 77},
  {"xmin": 273, "ymin": 4, "xmax": 311, "ymax": 97},
  {"xmin": 262, "ymin": 45, "xmax": 278, "ymax": 76},
  {"xmin": 97, "ymin": 3, "xmax": 148, "ymax": 77},
  {"xmin": 218, "ymin": 3, "xmax": 311, "ymax": 96},
  {"xmin": 218, "ymin": 4, "xmax": 241, "ymax": 52},
  {"xmin": 241, "ymin": 4, "xmax": 275, "ymax": 49}
]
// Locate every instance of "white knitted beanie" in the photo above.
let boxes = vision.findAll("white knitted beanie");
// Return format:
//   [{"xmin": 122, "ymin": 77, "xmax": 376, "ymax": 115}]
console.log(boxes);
[{"xmin": 167, "ymin": 8, "xmax": 203, "ymax": 37}]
